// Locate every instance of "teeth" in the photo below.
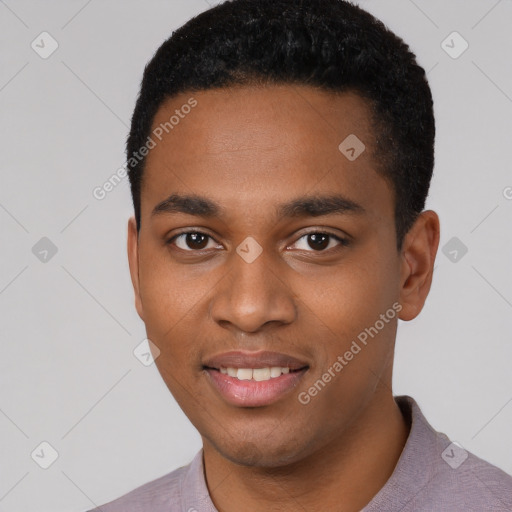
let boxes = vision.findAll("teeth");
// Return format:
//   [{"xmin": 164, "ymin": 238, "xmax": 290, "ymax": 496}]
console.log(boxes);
[
  {"xmin": 220, "ymin": 366, "xmax": 294, "ymax": 381},
  {"xmin": 237, "ymin": 368, "xmax": 253, "ymax": 380},
  {"xmin": 270, "ymin": 366, "xmax": 282, "ymax": 378},
  {"xmin": 253, "ymin": 368, "xmax": 270, "ymax": 381}
]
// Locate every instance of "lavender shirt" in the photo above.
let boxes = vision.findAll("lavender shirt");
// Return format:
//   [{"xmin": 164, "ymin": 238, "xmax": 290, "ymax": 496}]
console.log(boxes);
[{"xmin": 88, "ymin": 395, "xmax": 512, "ymax": 511}]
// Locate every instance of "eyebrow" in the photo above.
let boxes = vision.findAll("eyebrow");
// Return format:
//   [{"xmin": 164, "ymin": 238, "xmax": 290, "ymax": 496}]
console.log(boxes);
[{"xmin": 151, "ymin": 193, "xmax": 365, "ymax": 219}]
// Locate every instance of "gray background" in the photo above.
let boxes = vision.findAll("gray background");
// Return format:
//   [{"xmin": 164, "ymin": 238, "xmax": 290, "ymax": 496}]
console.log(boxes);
[{"xmin": 1, "ymin": 0, "xmax": 511, "ymax": 510}]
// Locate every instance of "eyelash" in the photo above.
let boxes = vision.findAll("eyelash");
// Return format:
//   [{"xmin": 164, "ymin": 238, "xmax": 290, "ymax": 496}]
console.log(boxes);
[{"xmin": 166, "ymin": 230, "xmax": 350, "ymax": 253}]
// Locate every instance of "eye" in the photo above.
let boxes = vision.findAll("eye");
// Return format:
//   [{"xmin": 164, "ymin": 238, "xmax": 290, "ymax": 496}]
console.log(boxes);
[
  {"xmin": 167, "ymin": 230, "xmax": 349, "ymax": 253},
  {"xmin": 289, "ymin": 231, "xmax": 349, "ymax": 252},
  {"xmin": 168, "ymin": 231, "xmax": 221, "ymax": 251}
]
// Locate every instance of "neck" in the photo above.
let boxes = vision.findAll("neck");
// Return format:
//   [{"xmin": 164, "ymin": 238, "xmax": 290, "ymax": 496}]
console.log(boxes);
[{"xmin": 202, "ymin": 392, "xmax": 411, "ymax": 512}]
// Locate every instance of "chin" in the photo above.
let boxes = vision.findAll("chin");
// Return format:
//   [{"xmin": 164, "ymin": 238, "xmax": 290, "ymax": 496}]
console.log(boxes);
[{"xmin": 207, "ymin": 430, "xmax": 312, "ymax": 469}]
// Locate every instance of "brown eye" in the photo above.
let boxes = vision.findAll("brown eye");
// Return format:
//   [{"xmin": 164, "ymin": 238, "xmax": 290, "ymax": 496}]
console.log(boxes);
[
  {"xmin": 169, "ymin": 232, "xmax": 217, "ymax": 251},
  {"xmin": 307, "ymin": 233, "xmax": 329, "ymax": 251},
  {"xmin": 290, "ymin": 232, "xmax": 349, "ymax": 252}
]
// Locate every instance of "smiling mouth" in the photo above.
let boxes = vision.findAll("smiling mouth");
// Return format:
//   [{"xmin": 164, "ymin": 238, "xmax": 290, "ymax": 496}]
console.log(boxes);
[
  {"xmin": 203, "ymin": 364, "xmax": 310, "ymax": 407},
  {"xmin": 202, "ymin": 349, "xmax": 310, "ymax": 406},
  {"xmin": 203, "ymin": 365, "xmax": 308, "ymax": 382}
]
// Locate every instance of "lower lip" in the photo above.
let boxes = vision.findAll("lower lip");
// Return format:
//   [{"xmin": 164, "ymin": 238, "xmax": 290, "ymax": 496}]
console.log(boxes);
[{"xmin": 204, "ymin": 368, "xmax": 308, "ymax": 407}]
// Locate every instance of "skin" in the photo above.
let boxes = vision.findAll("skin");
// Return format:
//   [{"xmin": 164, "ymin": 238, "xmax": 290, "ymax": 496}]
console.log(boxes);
[{"xmin": 127, "ymin": 84, "xmax": 440, "ymax": 511}]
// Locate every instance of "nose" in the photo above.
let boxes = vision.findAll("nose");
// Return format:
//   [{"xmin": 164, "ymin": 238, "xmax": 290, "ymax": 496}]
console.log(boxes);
[{"xmin": 209, "ymin": 245, "xmax": 297, "ymax": 334}]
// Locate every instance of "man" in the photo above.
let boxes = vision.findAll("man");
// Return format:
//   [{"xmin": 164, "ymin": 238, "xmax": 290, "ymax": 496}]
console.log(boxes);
[{"xmin": 89, "ymin": 0, "xmax": 512, "ymax": 510}]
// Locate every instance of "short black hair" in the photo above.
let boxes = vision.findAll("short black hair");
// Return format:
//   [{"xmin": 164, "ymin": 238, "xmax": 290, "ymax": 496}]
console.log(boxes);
[{"xmin": 126, "ymin": 0, "xmax": 435, "ymax": 250}]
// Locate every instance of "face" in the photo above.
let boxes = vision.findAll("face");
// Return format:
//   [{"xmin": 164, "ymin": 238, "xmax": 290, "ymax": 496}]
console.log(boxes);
[{"xmin": 127, "ymin": 85, "xmax": 436, "ymax": 467}]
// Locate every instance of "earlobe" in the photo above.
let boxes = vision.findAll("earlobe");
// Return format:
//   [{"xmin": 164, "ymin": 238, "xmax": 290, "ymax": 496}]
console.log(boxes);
[
  {"xmin": 398, "ymin": 210, "xmax": 440, "ymax": 321},
  {"xmin": 127, "ymin": 216, "xmax": 145, "ymax": 321}
]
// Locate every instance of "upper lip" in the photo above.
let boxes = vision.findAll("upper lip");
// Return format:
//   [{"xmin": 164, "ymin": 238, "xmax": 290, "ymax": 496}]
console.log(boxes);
[{"xmin": 203, "ymin": 350, "xmax": 309, "ymax": 370}]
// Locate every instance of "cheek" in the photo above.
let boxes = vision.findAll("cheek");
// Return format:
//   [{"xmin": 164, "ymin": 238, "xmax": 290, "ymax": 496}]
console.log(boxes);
[
  {"xmin": 137, "ymin": 242, "xmax": 207, "ymax": 330},
  {"xmin": 139, "ymin": 247, "xmax": 204, "ymax": 364},
  {"xmin": 297, "ymin": 253, "xmax": 399, "ymax": 339},
  {"xmin": 292, "ymin": 257, "xmax": 399, "ymax": 421}
]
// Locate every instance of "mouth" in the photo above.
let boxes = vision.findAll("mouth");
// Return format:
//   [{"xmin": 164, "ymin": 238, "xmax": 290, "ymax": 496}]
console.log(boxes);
[
  {"xmin": 204, "ymin": 365, "xmax": 306, "ymax": 381},
  {"xmin": 202, "ymin": 351, "xmax": 309, "ymax": 407}
]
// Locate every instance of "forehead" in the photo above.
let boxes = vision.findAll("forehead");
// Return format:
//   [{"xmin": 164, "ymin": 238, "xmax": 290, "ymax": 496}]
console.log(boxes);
[
  {"xmin": 141, "ymin": 85, "xmax": 393, "ymax": 223},
  {"xmin": 149, "ymin": 84, "xmax": 375, "ymax": 158}
]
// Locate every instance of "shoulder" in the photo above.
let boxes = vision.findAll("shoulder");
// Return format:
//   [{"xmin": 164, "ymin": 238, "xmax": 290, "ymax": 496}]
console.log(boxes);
[
  {"xmin": 394, "ymin": 396, "xmax": 512, "ymax": 511},
  {"xmin": 85, "ymin": 461, "xmax": 189, "ymax": 512},
  {"xmin": 418, "ymin": 447, "xmax": 512, "ymax": 510}
]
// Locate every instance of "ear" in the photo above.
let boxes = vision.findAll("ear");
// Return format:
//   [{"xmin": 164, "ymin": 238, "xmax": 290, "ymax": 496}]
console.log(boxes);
[
  {"xmin": 127, "ymin": 216, "xmax": 144, "ymax": 321},
  {"xmin": 398, "ymin": 210, "xmax": 440, "ymax": 321}
]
